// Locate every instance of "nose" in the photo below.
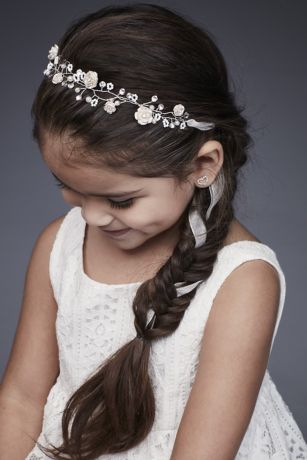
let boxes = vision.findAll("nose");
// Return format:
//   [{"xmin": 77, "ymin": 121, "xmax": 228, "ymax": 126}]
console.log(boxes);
[{"xmin": 81, "ymin": 201, "xmax": 114, "ymax": 227}]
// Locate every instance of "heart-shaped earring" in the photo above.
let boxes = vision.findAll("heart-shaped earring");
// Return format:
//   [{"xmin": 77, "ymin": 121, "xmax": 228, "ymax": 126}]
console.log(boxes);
[{"xmin": 196, "ymin": 175, "xmax": 209, "ymax": 187}]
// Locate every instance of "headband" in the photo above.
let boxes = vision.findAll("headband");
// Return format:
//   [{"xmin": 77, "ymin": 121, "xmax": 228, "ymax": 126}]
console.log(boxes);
[{"xmin": 43, "ymin": 44, "xmax": 216, "ymax": 132}]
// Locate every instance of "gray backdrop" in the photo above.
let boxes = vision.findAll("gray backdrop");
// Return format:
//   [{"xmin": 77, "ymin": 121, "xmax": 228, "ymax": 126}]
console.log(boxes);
[{"xmin": 1, "ymin": 0, "xmax": 306, "ymax": 436}]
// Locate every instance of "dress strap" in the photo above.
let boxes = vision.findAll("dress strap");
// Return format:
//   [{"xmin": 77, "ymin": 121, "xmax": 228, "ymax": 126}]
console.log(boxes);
[{"xmin": 49, "ymin": 206, "xmax": 83, "ymax": 302}]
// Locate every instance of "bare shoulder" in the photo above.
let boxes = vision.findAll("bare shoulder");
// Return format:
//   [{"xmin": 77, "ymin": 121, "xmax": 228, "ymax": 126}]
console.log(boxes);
[
  {"xmin": 170, "ymin": 252, "xmax": 280, "ymax": 459},
  {"xmin": 0, "ymin": 213, "xmax": 66, "ymax": 412}
]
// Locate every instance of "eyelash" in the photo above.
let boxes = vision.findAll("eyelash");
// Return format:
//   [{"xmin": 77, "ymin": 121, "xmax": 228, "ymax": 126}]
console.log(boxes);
[{"xmin": 53, "ymin": 180, "xmax": 134, "ymax": 209}]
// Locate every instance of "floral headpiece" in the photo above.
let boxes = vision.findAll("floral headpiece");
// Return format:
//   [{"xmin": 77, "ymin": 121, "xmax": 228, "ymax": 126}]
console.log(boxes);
[{"xmin": 43, "ymin": 44, "xmax": 216, "ymax": 131}]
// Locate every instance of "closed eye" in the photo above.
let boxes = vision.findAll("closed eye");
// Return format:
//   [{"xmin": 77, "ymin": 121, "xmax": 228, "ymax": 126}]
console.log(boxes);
[
  {"xmin": 109, "ymin": 199, "xmax": 134, "ymax": 209},
  {"xmin": 53, "ymin": 179, "xmax": 134, "ymax": 209}
]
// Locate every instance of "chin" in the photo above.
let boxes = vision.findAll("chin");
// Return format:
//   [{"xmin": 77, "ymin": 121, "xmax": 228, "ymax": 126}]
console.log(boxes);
[{"xmin": 118, "ymin": 235, "xmax": 151, "ymax": 251}]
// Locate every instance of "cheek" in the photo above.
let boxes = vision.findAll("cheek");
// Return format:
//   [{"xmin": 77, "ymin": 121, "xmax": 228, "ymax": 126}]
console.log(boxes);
[
  {"xmin": 157, "ymin": 195, "xmax": 185, "ymax": 218},
  {"xmin": 134, "ymin": 198, "xmax": 183, "ymax": 229},
  {"xmin": 118, "ymin": 200, "xmax": 158, "ymax": 230}
]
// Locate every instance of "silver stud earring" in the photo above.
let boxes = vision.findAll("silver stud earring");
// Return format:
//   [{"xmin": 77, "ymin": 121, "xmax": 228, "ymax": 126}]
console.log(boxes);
[{"xmin": 196, "ymin": 175, "xmax": 209, "ymax": 187}]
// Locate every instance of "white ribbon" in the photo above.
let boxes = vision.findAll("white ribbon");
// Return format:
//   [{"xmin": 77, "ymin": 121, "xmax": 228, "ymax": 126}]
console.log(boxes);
[{"xmin": 186, "ymin": 119, "xmax": 216, "ymax": 131}]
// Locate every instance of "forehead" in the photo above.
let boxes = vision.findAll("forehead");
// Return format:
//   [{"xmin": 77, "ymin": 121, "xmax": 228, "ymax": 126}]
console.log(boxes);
[
  {"xmin": 40, "ymin": 128, "xmax": 128, "ymax": 181},
  {"xmin": 40, "ymin": 128, "xmax": 93, "ymax": 167},
  {"xmin": 40, "ymin": 128, "xmax": 156, "ymax": 194},
  {"xmin": 38, "ymin": 128, "xmax": 183, "ymax": 194}
]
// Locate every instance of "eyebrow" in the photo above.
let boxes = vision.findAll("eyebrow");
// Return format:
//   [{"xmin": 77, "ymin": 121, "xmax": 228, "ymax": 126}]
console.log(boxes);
[{"xmin": 50, "ymin": 172, "xmax": 143, "ymax": 198}]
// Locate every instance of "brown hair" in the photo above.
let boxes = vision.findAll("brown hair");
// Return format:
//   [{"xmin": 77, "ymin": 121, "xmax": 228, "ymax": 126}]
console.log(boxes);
[{"xmin": 31, "ymin": 3, "xmax": 252, "ymax": 458}]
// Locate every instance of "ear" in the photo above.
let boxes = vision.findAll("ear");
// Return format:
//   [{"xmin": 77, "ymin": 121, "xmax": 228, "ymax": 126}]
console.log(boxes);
[{"xmin": 190, "ymin": 140, "xmax": 224, "ymax": 186}]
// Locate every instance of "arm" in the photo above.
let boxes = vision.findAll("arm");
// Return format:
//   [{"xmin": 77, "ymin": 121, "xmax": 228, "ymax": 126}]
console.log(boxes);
[
  {"xmin": 170, "ymin": 259, "xmax": 281, "ymax": 460},
  {"xmin": 0, "ymin": 214, "xmax": 65, "ymax": 459}
]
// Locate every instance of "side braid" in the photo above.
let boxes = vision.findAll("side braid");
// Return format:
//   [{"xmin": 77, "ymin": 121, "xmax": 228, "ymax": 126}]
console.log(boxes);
[{"xmin": 134, "ymin": 190, "xmax": 234, "ymax": 344}]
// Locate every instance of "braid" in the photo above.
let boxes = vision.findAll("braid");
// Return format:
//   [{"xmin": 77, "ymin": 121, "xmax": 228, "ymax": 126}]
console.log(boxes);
[{"xmin": 142, "ymin": 194, "xmax": 233, "ymax": 335}]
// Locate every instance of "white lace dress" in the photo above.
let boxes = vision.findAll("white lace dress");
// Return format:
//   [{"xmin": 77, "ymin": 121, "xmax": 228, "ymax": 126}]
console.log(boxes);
[{"xmin": 25, "ymin": 206, "xmax": 307, "ymax": 459}]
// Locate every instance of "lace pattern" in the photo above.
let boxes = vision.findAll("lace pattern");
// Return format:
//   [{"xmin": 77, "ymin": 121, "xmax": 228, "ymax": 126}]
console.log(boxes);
[{"xmin": 24, "ymin": 207, "xmax": 307, "ymax": 459}]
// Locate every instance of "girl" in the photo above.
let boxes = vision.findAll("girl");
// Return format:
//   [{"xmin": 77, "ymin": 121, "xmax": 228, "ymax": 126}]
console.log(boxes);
[{"xmin": 0, "ymin": 3, "xmax": 306, "ymax": 459}]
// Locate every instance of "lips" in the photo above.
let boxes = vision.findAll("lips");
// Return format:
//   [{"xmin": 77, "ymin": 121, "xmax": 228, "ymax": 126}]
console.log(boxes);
[{"xmin": 100, "ymin": 227, "xmax": 131, "ymax": 236}]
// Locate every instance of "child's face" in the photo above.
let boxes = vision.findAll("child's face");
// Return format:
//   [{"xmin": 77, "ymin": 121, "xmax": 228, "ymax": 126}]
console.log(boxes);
[{"xmin": 40, "ymin": 131, "xmax": 196, "ymax": 253}]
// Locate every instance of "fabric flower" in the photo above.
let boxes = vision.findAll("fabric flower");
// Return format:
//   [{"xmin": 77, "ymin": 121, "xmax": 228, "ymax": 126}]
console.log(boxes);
[
  {"xmin": 173, "ymin": 104, "xmax": 185, "ymax": 117},
  {"xmin": 48, "ymin": 44, "xmax": 58, "ymax": 60},
  {"xmin": 104, "ymin": 100, "xmax": 116, "ymax": 114},
  {"xmin": 134, "ymin": 105, "xmax": 153, "ymax": 125},
  {"xmin": 52, "ymin": 73, "xmax": 64, "ymax": 84},
  {"xmin": 83, "ymin": 71, "xmax": 98, "ymax": 89}
]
